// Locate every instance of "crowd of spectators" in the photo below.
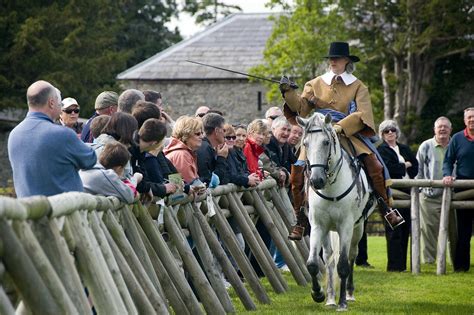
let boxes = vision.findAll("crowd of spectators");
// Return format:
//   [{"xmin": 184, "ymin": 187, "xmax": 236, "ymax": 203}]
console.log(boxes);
[{"xmin": 8, "ymin": 80, "xmax": 473, "ymax": 274}]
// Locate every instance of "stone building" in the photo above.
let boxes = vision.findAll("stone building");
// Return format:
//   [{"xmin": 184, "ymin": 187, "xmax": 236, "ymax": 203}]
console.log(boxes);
[{"xmin": 117, "ymin": 13, "xmax": 277, "ymax": 125}]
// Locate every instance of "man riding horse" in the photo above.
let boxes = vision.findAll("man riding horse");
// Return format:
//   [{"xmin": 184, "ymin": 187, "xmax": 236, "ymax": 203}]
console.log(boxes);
[{"xmin": 280, "ymin": 41, "xmax": 404, "ymax": 240}]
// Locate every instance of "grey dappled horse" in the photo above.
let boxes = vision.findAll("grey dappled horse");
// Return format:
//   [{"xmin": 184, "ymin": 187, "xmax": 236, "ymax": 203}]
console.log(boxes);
[{"xmin": 297, "ymin": 113, "xmax": 376, "ymax": 311}]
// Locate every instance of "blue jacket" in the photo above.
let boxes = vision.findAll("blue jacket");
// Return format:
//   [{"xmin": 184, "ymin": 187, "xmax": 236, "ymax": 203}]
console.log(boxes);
[
  {"xmin": 443, "ymin": 130, "xmax": 474, "ymax": 179},
  {"xmin": 81, "ymin": 111, "xmax": 99, "ymax": 143},
  {"xmin": 8, "ymin": 112, "xmax": 97, "ymax": 197}
]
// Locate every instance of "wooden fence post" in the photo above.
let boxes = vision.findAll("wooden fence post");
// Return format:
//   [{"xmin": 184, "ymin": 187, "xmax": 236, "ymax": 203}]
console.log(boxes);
[
  {"xmin": 0, "ymin": 284, "xmax": 15, "ymax": 315},
  {"xmin": 135, "ymin": 204, "xmax": 203, "ymax": 315},
  {"xmin": 67, "ymin": 211, "xmax": 128, "ymax": 314},
  {"xmin": 12, "ymin": 220, "xmax": 79, "ymax": 315},
  {"xmin": 120, "ymin": 207, "xmax": 167, "ymax": 306},
  {"xmin": 257, "ymin": 191, "xmax": 311, "ymax": 282},
  {"xmin": 234, "ymin": 192, "xmax": 291, "ymax": 290},
  {"xmin": 102, "ymin": 210, "xmax": 168, "ymax": 314},
  {"xmin": 410, "ymin": 187, "xmax": 420, "ymax": 274},
  {"xmin": 130, "ymin": 211, "xmax": 190, "ymax": 315},
  {"xmin": 163, "ymin": 206, "xmax": 226, "ymax": 315},
  {"xmin": 437, "ymin": 187, "xmax": 452, "ymax": 275},
  {"xmin": 209, "ymin": 197, "xmax": 271, "ymax": 304},
  {"xmin": 223, "ymin": 192, "xmax": 287, "ymax": 293},
  {"xmin": 269, "ymin": 187, "xmax": 310, "ymax": 264},
  {"xmin": 0, "ymin": 219, "xmax": 61, "ymax": 315},
  {"xmin": 185, "ymin": 204, "xmax": 234, "ymax": 313},
  {"xmin": 252, "ymin": 190, "xmax": 307, "ymax": 286},
  {"xmin": 189, "ymin": 202, "xmax": 257, "ymax": 311},
  {"xmin": 88, "ymin": 212, "xmax": 138, "ymax": 315},
  {"xmin": 99, "ymin": 216, "xmax": 156, "ymax": 314},
  {"xmin": 29, "ymin": 217, "xmax": 91, "ymax": 314}
]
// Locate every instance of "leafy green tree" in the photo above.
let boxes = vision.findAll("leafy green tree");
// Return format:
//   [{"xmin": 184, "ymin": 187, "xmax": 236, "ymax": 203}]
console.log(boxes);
[
  {"xmin": 339, "ymin": 0, "xmax": 473, "ymax": 142},
  {"xmin": 183, "ymin": 0, "xmax": 241, "ymax": 26},
  {"xmin": 250, "ymin": 0, "xmax": 349, "ymax": 103},
  {"xmin": 0, "ymin": 0, "xmax": 181, "ymax": 116}
]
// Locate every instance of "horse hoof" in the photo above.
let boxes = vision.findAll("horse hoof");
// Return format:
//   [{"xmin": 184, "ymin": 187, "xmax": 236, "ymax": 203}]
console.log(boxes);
[
  {"xmin": 346, "ymin": 293, "xmax": 356, "ymax": 301},
  {"xmin": 336, "ymin": 304, "xmax": 348, "ymax": 312},
  {"xmin": 325, "ymin": 299, "xmax": 336, "ymax": 307},
  {"xmin": 311, "ymin": 290, "xmax": 325, "ymax": 303}
]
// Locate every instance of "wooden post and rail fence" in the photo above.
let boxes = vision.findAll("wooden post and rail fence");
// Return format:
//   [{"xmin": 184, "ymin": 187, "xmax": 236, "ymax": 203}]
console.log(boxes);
[
  {"xmin": 390, "ymin": 179, "xmax": 474, "ymax": 276},
  {"xmin": 0, "ymin": 179, "xmax": 312, "ymax": 315},
  {"xmin": 0, "ymin": 178, "xmax": 471, "ymax": 314}
]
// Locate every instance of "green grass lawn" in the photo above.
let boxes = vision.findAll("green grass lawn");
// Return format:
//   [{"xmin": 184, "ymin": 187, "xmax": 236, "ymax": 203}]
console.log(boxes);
[{"xmin": 229, "ymin": 236, "xmax": 474, "ymax": 314}]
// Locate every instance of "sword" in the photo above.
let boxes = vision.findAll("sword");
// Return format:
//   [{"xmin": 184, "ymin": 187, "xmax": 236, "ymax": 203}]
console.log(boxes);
[{"xmin": 185, "ymin": 60, "xmax": 280, "ymax": 84}]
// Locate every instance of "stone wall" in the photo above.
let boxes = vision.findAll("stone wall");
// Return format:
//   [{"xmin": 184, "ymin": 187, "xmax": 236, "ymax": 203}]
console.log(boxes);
[{"xmin": 121, "ymin": 79, "xmax": 276, "ymax": 125}]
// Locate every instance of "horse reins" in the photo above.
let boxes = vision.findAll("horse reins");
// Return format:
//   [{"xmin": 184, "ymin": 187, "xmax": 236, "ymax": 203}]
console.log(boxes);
[{"xmin": 305, "ymin": 127, "xmax": 362, "ymax": 202}]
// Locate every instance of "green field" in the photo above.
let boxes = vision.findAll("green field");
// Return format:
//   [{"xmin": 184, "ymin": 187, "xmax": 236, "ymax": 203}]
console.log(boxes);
[{"xmin": 230, "ymin": 236, "xmax": 474, "ymax": 314}]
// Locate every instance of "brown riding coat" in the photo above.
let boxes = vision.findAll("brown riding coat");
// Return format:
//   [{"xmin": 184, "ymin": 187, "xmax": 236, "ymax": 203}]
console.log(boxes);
[{"xmin": 283, "ymin": 75, "xmax": 375, "ymax": 156}]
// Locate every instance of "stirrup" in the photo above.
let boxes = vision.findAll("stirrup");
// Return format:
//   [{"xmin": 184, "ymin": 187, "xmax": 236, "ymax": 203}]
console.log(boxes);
[{"xmin": 384, "ymin": 209, "xmax": 405, "ymax": 230}]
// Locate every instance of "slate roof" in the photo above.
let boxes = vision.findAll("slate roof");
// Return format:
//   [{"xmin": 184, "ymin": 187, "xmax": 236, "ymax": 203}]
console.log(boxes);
[{"xmin": 117, "ymin": 13, "xmax": 275, "ymax": 81}]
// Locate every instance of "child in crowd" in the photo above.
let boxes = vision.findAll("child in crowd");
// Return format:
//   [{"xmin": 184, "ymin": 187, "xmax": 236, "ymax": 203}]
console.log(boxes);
[{"xmin": 80, "ymin": 142, "xmax": 141, "ymax": 204}]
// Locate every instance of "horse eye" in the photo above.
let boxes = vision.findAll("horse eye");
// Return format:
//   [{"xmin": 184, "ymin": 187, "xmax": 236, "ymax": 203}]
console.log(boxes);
[{"xmin": 323, "ymin": 140, "xmax": 330, "ymax": 146}]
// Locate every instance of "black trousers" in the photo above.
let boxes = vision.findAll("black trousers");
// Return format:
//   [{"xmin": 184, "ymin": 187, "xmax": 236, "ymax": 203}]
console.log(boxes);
[
  {"xmin": 453, "ymin": 208, "xmax": 473, "ymax": 271},
  {"xmin": 385, "ymin": 207, "xmax": 411, "ymax": 271},
  {"xmin": 356, "ymin": 220, "xmax": 368, "ymax": 265}
]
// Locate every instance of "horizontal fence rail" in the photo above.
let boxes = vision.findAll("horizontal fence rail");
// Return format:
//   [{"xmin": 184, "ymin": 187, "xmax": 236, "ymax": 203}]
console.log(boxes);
[
  {"xmin": 390, "ymin": 179, "xmax": 474, "ymax": 275},
  {"xmin": 0, "ymin": 179, "xmax": 312, "ymax": 314}
]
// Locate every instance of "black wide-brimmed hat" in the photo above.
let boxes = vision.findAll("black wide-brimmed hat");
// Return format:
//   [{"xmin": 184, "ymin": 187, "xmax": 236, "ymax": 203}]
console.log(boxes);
[{"xmin": 324, "ymin": 42, "xmax": 360, "ymax": 63}]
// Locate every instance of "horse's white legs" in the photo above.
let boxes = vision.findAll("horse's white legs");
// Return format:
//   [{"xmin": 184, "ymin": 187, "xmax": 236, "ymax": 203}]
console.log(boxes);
[
  {"xmin": 307, "ymin": 224, "xmax": 326, "ymax": 303},
  {"xmin": 336, "ymin": 222, "xmax": 355, "ymax": 311},
  {"xmin": 323, "ymin": 232, "xmax": 337, "ymax": 307},
  {"xmin": 346, "ymin": 222, "xmax": 364, "ymax": 302}
]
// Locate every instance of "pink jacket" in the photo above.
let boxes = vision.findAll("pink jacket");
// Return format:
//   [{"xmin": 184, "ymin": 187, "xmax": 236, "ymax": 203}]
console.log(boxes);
[{"xmin": 164, "ymin": 137, "xmax": 199, "ymax": 184}]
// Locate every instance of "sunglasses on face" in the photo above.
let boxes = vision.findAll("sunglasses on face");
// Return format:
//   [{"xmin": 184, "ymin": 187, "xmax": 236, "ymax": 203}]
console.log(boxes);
[
  {"xmin": 383, "ymin": 128, "xmax": 397, "ymax": 134},
  {"xmin": 63, "ymin": 108, "xmax": 80, "ymax": 114},
  {"xmin": 196, "ymin": 113, "xmax": 206, "ymax": 118},
  {"xmin": 194, "ymin": 131, "xmax": 203, "ymax": 136},
  {"xmin": 268, "ymin": 115, "xmax": 280, "ymax": 120},
  {"xmin": 225, "ymin": 135, "xmax": 236, "ymax": 140}
]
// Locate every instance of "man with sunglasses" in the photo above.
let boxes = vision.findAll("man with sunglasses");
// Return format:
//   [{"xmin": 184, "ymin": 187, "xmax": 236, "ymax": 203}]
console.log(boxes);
[
  {"xmin": 8, "ymin": 80, "xmax": 96, "ymax": 197},
  {"xmin": 58, "ymin": 97, "xmax": 83, "ymax": 137}
]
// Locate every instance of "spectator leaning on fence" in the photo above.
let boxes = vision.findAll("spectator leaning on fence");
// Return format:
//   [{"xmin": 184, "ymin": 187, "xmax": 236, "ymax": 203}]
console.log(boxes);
[
  {"xmin": 442, "ymin": 107, "xmax": 474, "ymax": 272},
  {"xmin": 243, "ymin": 119, "xmax": 267, "ymax": 179},
  {"xmin": 223, "ymin": 124, "xmax": 260, "ymax": 188},
  {"xmin": 266, "ymin": 116, "xmax": 297, "ymax": 173},
  {"xmin": 416, "ymin": 116, "xmax": 452, "ymax": 264},
  {"xmin": 164, "ymin": 116, "xmax": 203, "ymax": 184},
  {"xmin": 58, "ymin": 97, "xmax": 83, "ymax": 137},
  {"xmin": 81, "ymin": 91, "xmax": 118, "ymax": 143},
  {"xmin": 79, "ymin": 142, "xmax": 136, "ymax": 204},
  {"xmin": 8, "ymin": 80, "xmax": 96, "ymax": 197},
  {"xmin": 143, "ymin": 90, "xmax": 175, "ymax": 130},
  {"xmin": 118, "ymin": 89, "xmax": 145, "ymax": 113},
  {"xmin": 196, "ymin": 113, "xmax": 230, "ymax": 187}
]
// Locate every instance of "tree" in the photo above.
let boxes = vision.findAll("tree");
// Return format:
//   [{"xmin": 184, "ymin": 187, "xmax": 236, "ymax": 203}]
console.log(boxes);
[
  {"xmin": 250, "ymin": 0, "xmax": 348, "ymax": 103},
  {"xmin": 0, "ymin": 0, "xmax": 181, "ymax": 116},
  {"xmin": 182, "ymin": 0, "xmax": 241, "ymax": 26},
  {"xmin": 339, "ymin": 0, "xmax": 473, "ymax": 142}
]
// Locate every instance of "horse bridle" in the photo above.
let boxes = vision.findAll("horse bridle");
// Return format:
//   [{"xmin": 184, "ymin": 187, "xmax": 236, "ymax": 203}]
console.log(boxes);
[
  {"xmin": 305, "ymin": 127, "xmax": 360, "ymax": 202},
  {"xmin": 305, "ymin": 128, "xmax": 343, "ymax": 184}
]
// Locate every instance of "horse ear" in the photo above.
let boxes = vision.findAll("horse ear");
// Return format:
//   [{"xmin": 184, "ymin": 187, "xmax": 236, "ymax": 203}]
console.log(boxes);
[
  {"xmin": 296, "ymin": 116, "xmax": 307, "ymax": 127},
  {"xmin": 324, "ymin": 113, "xmax": 332, "ymax": 125}
]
